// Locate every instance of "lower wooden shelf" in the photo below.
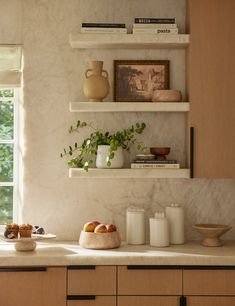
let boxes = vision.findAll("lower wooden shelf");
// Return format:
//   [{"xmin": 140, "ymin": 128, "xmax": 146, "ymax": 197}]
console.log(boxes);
[{"xmin": 69, "ymin": 168, "xmax": 190, "ymax": 179}]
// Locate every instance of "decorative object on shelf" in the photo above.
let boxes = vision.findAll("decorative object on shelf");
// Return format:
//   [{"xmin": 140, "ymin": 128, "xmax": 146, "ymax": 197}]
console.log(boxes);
[
  {"xmin": 150, "ymin": 212, "xmax": 170, "ymax": 247},
  {"xmin": 150, "ymin": 147, "xmax": 170, "ymax": 160},
  {"xmin": 193, "ymin": 224, "xmax": 232, "ymax": 247},
  {"xmin": 96, "ymin": 145, "xmax": 124, "ymax": 168},
  {"xmin": 166, "ymin": 204, "xmax": 185, "ymax": 244},
  {"xmin": 60, "ymin": 120, "xmax": 146, "ymax": 171},
  {"xmin": 151, "ymin": 89, "xmax": 182, "ymax": 102},
  {"xmin": 114, "ymin": 60, "xmax": 170, "ymax": 102},
  {"xmin": 83, "ymin": 60, "xmax": 110, "ymax": 102},
  {"xmin": 135, "ymin": 153, "xmax": 155, "ymax": 161},
  {"xmin": 79, "ymin": 220, "xmax": 121, "ymax": 249},
  {"xmin": 126, "ymin": 207, "xmax": 145, "ymax": 245}
]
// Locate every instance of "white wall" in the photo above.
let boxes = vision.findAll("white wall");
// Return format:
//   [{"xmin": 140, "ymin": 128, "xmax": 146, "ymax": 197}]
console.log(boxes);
[{"xmin": 0, "ymin": 0, "xmax": 234, "ymax": 241}]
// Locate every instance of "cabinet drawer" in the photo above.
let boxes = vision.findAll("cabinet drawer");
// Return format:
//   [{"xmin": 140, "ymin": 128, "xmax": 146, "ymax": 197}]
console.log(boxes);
[
  {"xmin": 187, "ymin": 297, "xmax": 235, "ymax": 306},
  {"xmin": 67, "ymin": 296, "xmax": 116, "ymax": 306},
  {"xmin": 0, "ymin": 267, "xmax": 66, "ymax": 306},
  {"xmin": 183, "ymin": 269, "xmax": 235, "ymax": 295},
  {"xmin": 118, "ymin": 296, "xmax": 179, "ymax": 306},
  {"xmin": 68, "ymin": 266, "xmax": 116, "ymax": 295},
  {"xmin": 118, "ymin": 266, "xmax": 182, "ymax": 295}
]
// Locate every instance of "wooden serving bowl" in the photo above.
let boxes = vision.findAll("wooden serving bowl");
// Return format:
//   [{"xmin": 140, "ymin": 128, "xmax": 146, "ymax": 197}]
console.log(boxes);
[
  {"xmin": 193, "ymin": 224, "xmax": 232, "ymax": 247},
  {"xmin": 79, "ymin": 230, "xmax": 121, "ymax": 249}
]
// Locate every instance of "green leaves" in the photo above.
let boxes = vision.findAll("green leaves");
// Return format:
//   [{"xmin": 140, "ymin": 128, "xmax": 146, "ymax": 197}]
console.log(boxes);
[{"xmin": 61, "ymin": 119, "xmax": 147, "ymax": 171}]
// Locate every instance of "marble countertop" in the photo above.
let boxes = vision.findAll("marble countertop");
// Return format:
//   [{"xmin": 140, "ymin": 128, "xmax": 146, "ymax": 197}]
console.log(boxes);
[{"xmin": 0, "ymin": 241, "xmax": 235, "ymax": 267}]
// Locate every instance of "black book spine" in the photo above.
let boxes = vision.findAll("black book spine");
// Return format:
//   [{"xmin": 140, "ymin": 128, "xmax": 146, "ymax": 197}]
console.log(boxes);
[
  {"xmin": 82, "ymin": 23, "xmax": 126, "ymax": 28},
  {"xmin": 135, "ymin": 18, "xmax": 175, "ymax": 24}
]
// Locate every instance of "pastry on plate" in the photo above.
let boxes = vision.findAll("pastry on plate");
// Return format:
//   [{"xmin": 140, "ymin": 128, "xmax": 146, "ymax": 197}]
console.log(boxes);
[
  {"xmin": 19, "ymin": 224, "xmax": 33, "ymax": 238},
  {"xmin": 4, "ymin": 224, "xmax": 19, "ymax": 239}
]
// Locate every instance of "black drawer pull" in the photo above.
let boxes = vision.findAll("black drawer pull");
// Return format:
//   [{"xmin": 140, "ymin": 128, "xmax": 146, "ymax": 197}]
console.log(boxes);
[
  {"xmin": 127, "ymin": 265, "xmax": 181, "ymax": 270},
  {"xmin": 0, "ymin": 267, "xmax": 47, "ymax": 272},
  {"xmin": 67, "ymin": 295, "xmax": 96, "ymax": 301},
  {"xmin": 67, "ymin": 265, "xmax": 96, "ymax": 270}
]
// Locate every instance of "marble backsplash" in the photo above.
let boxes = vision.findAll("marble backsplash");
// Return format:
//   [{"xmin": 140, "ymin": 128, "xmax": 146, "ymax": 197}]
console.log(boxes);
[{"xmin": 0, "ymin": 0, "xmax": 234, "ymax": 242}]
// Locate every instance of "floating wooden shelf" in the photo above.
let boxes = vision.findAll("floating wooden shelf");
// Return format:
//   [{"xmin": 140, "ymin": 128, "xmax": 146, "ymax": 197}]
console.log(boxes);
[
  {"xmin": 69, "ymin": 168, "xmax": 190, "ymax": 179},
  {"xmin": 70, "ymin": 33, "xmax": 190, "ymax": 49},
  {"xmin": 69, "ymin": 102, "xmax": 190, "ymax": 113}
]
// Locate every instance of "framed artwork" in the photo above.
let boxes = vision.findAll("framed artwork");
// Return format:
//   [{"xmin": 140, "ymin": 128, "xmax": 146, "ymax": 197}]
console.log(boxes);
[{"xmin": 114, "ymin": 60, "xmax": 170, "ymax": 102}]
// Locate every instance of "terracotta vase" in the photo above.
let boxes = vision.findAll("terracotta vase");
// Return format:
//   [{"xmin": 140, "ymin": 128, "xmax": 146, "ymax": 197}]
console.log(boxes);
[{"xmin": 83, "ymin": 61, "xmax": 110, "ymax": 102}]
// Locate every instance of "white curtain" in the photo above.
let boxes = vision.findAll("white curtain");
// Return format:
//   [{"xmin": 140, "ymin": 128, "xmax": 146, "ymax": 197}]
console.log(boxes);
[{"xmin": 0, "ymin": 45, "xmax": 22, "ymax": 87}]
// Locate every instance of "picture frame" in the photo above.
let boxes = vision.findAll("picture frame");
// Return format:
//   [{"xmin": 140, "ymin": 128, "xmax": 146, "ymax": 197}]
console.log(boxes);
[{"xmin": 114, "ymin": 60, "xmax": 170, "ymax": 102}]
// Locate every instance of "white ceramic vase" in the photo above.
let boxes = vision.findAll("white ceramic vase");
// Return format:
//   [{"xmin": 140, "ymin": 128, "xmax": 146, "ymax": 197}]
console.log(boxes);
[{"xmin": 96, "ymin": 145, "xmax": 124, "ymax": 169}]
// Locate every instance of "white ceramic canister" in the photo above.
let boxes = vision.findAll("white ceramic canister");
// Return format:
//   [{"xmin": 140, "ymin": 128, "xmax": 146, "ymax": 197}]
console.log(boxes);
[
  {"xmin": 96, "ymin": 145, "xmax": 124, "ymax": 168},
  {"xmin": 165, "ymin": 204, "xmax": 185, "ymax": 244},
  {"xmin": 126, "ymin": 207, "xmax": 145, "ymax": 245},
  {"xmin": 150, "ymin": 212, "xmax": 170, "ymax": 247}
]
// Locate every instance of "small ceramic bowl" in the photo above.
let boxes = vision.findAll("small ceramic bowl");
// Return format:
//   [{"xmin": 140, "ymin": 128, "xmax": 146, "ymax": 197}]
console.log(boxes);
[
  {"xmin": 150, "ymin": 147, "xmax": 171, "ymax": 156},
  {"xmin": 193, "ymin": 224, "xmax": 232, "ymax": 247},
  {"xmin": 152, "ymin": 90, "xmax": 182, "ymax": 102}
]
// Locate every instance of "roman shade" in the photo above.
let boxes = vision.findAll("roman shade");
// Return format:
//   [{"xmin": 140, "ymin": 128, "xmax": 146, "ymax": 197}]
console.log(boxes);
[{"xmin": 0, "ymin": 45, "xmax": 22, "ymax": 87}]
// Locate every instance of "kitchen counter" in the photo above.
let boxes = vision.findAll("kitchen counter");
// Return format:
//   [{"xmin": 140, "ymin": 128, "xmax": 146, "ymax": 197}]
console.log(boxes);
[{"xmin": 0, "ymin": 241, "xmax": 235, "ymax": 267}]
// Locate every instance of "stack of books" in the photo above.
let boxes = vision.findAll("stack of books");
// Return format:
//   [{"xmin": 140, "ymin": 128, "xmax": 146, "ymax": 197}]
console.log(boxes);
[
  {"xmin": 132, "ymin": 18, "xmax": 178, "ymax": 35},
  {"xmin": 81, "ymin": 23, "xmax": 127, "ymax": 34},
  {"xmin": 131, "ymin": 157, "xmax": 180, "ymax": 169}
]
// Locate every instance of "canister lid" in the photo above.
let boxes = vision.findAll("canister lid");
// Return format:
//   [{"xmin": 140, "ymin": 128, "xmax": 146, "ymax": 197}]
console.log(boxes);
[{"xmin": 127, "ymin": 207, "xmax": 145, "ymax": 213}]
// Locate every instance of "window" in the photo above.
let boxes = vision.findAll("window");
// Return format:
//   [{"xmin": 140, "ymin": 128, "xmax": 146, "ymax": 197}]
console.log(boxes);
[{"xmin": 0, "ymin": 88, "xmax": 18, "ymax": 224}]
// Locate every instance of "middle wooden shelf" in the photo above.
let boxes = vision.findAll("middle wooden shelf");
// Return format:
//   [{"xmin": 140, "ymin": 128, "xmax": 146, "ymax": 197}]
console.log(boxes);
[{"xmin": 70, "ymin": 102, "xmax": 190, "ymax": 113}]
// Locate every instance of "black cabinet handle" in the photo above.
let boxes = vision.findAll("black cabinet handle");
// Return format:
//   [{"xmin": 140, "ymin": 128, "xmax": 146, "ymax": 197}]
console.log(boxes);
[
  {"xmin": 180, "ymin": 296, "xmax": 187, "ymax": 306},
  {"xmin": 0, "ymin": 267, "xmax": 47, "ymax": 272},
  {"xmin": 190, "ymin": 126, "xmax": 194, "ymax": 178},
  {"xmin": 67, "ymin": 295, "xmax": 96, "ymax": 301},
  {"xmin": 67, "ymin": 265, "xmax": 96, "ymax": 270}
]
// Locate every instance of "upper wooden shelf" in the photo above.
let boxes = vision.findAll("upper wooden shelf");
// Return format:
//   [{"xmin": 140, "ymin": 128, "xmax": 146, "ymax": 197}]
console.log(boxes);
[
  {"xmin": 70, "ymin": 33, "xmax": 190, "ymax": 49},
  {"xmin": 69, "ymin": 168, "xmax": 190, "ymax": 179},
  {"xmin": 70, "ymin": 102, "xmax": 190, "ymax": 113}
]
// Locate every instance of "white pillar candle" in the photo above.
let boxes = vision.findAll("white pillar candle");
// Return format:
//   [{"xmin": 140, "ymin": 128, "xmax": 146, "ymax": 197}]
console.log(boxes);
[
  {"xmin": 150, "ymin": 212, "xmax": 169, "ymax": 247},
  {"xmin": 165, "ymin": 204, "xmax": 185, "ymax": 244},
  {"xmin": 126, "ymin": 208, "xmax": 145, "ymax": 245}
]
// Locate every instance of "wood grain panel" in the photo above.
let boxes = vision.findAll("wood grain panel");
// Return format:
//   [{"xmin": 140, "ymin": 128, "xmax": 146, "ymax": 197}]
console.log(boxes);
[
  {"xmin": 187, "ymin": 0, "xmax": 235, "ymax": 177},
  {"xmin": 118, "ymin": 296, "xmax": 179, "ymax": 306},
  {"xmin": 187, "ymin": 296, "xmax": 235, "ymax": 306},
  {"xmin": 68, "ymin": 266, "xmax": 116, "ymax": 295},
  {"xmin": 0, "ymin": 267, "xmax": 66, "ymax": 306},
  {"xmin": 118, "ymin": 266, "xmax": 182, "ymax": 295},
  {"xmin": 67, "ymin": 296, "xmax": 116, "ymax": 306},
  {"xmin": 183, "ymin": 269, "xmax": 235, "ymax": 295}
]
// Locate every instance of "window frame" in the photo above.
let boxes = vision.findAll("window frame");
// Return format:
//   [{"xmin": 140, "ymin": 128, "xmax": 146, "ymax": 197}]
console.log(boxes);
[{"xmin": 0, "ymin": 88, "xmax": 19, "ymax": 225}]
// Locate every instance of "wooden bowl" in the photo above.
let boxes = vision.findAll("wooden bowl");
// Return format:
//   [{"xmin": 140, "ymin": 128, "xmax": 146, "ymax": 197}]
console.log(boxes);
[
  {"xmin": 79, "ymin": 230, "xmax": 121, "ymax": 249},
  {"xmin": 150, "ymin": 147, "xmax": 170, "ymax": 156},
  {"xmin": 193, "ymin": 224, "xmax": 232, "ymax": 247}
]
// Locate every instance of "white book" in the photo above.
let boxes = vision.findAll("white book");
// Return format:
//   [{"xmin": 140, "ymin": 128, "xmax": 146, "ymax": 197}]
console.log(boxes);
[
  {"xmin": 131, "ymin": 163, "xmax": 180, "ymax": 169},
  {"xmin": 133, "ymin": 28, "xmax": 178, "ymax": 34},
  {"xmin": 81, "ymin": 27, "xmax": 127, "ymax": 34},
  {"xmin": 133, "ymin": 23, "xmax": 177, "ymax": 29}
]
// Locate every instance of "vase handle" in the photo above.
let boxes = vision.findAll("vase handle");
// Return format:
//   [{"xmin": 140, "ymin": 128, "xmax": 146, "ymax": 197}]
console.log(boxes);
[
  {"xmin": 85, "ymin": 69, "xmax": 92, "ymax": 78},
  {"xmin": 102, "ymin": 70, "xmax": 108, "ymax": 79}
]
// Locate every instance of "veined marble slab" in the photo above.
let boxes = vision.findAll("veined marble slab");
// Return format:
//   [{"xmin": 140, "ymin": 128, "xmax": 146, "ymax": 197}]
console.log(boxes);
[{"xmin": 0, "ymin": 241, "xmax": 234, "ymax": 267}]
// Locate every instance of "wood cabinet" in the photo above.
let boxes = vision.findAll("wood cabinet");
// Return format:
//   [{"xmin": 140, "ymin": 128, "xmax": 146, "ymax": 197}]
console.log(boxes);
[
  {"xmin": 183, "ymin": 269, "xmax": 235, "ymax": 295},
  {"xmin": 186, "ymin": 297, "xmax": 235, "ymax": 306},
  {"xmin": 118, "ymin": 296, "xmax": 180, "ymax": 306},
  {"xmin": 118, "ymin": 266, "xmax": 182, "ymax": 295},
  {"xmin": 0, "ymin": 267, "xmax": 66, "ymax": 306},
  {"xmin": 67, "ymin": 266, "xmax": 116, "ymax": 295},
  {"xmin": 187, "ymin": 0, "xmax": 235, "ymax": 177},
  {"xmin": 67, "ymin": 296, "xmax": 116, "ymax": 306}
]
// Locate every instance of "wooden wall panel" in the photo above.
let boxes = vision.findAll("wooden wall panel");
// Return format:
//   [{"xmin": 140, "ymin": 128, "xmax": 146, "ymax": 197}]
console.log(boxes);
[{"xmin": 187, "ymin": 0, "xmax": 235, "ymax": 177}]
